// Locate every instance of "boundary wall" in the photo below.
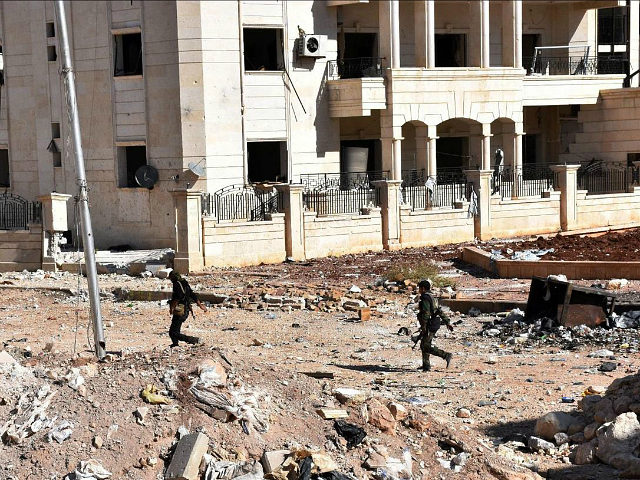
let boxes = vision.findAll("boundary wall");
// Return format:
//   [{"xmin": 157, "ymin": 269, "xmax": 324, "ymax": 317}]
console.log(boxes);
[{"xmin": 0, "ymin": 226, "xmax": 43, "ymax": 272}]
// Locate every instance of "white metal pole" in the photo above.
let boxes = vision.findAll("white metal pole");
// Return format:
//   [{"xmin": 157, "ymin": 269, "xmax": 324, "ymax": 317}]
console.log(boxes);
[{"xmin": 55, "ymin": 0, "xmax": 106, "ymax": 360}]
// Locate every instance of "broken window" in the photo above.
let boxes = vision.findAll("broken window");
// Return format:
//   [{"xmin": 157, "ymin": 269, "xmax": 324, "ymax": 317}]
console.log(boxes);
[
  {"xmin": 247, "ymin": 141, "xmax": 287, "ymax": 183},
  {"xmin": 46, "ymin": 22, "xmax": 55, "ymax": 38},
  {"xmin": 0, "ymin": 149, "xmax": 9, "ymax": 187},
  {"xmin": 243, "ymin": 28, "xmax": 284, "ymax": 71},
  {"xmin": 114, "ymin": 33, "xmax": 143, "ymax": 77},
  {"xmin": 47, "ymin": 45, "xmax": 57, "ymax": 62},
  {"xmin": 117, "ymin": 145, "xmax": 146, "ymax": 188}
]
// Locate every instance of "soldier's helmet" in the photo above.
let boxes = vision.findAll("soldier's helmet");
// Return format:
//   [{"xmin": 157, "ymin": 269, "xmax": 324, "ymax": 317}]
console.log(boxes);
[{"xmin": 418, "ymin": 279, "xmax": 432, "ymax": 291}]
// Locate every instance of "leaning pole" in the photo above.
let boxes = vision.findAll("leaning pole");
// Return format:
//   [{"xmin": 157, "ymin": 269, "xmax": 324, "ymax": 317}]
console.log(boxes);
[{"xmin": 55, "ymin": 0, "xmax": 106, "ymax": 360}]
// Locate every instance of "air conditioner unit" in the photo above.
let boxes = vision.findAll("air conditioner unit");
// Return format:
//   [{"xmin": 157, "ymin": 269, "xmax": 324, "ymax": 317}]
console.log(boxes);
[{"xmin": 298, "ymin": 34, "xmax": 327, "ymax": 58}]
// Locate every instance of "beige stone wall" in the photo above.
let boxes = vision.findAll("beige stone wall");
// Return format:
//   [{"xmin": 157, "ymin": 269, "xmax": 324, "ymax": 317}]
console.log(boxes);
[
  {"xmin": 575, "ymin": 189, "xmax": 640, "ymax": 230},
  {"xmin": 303, "ymin": 211, "xmax": 383, "ymax": 259},
  {"xmin": 0, "ymin": 225, "xmax": 42, "ymax": 272},
  {"xmin": 566, "ymin": 89, "xmax": 640, "ymax": 164},
  {"xmin": 489, "ymin": 194, "xmax": 561, "ymax": 238},
  {"xmin": 399, "ymin": 206, "xmax": 474, "ymax": 248},
  {"xmin": 202, "ymin": 214, "xmax": 286, "ymax": 267}
]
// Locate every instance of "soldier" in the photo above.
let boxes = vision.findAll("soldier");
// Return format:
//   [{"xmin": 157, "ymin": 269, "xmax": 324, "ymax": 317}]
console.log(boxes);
[
  {"xmin": 168, "ymin": 270, "xmax": 207, "ymax": 347},
  {"xmin": 415, "ymin": 278, "xmax": 453, "ymax": 371}
]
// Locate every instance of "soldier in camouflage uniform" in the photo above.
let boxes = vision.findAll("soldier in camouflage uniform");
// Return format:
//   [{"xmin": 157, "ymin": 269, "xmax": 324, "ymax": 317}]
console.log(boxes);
[{"xmin": 416, "ymin": 279, "xmax": 453, "ymax": 371}]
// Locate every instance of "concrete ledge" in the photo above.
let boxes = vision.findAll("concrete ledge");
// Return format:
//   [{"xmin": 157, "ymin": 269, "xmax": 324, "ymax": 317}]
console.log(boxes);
[{"xmin": 460, "ymin": 246, "xmax": 640, "ymax": 280}]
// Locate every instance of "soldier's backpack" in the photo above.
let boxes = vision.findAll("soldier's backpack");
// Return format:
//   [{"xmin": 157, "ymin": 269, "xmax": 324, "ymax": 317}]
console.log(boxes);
[{"xmin": 424, "ymin": 294, "xmax": 442, "ymax": 333}]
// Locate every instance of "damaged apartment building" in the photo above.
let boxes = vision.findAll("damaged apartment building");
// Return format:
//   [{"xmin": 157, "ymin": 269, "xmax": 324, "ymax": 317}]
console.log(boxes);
[{"xmin": 1, "ymin": 0, "xmax": 640, "ymax": 271}]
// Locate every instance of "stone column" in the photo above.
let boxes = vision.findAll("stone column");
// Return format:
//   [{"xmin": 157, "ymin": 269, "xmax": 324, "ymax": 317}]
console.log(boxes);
[
  {"xmin": 427, "ymin": 125, "xmax": 438, "ymax": 177},
  {"xmin": 502, "ymin": 0, "xmax": 522, "ymax": 68},
  {"xmin": 514, "ymin": 0, "xmax": 522, "ymax": 69},
  {"xmin": 38, "ymin": 193, "xmax": 71, "ymax": 271},
  {"xmin": 513, "ymin": 125, "xmax": 524, "ymax": 198},
  {"xmin": 392, "ymin": 136, "xmax": 403, "ymax": 181},
  {"xmin": 481, "ymin": 124, "xmax": 493, "ymax": 170},
  {"xmin": 414, "ymin": 0, "xmax": 435, "ymax": 68},
  {"xmin": 481, "ymin": 0, "xmax": 490, "ymax": 68},
  {"xmin": 276, "ymin": 184, "xmax": 305, "ymax": 261},
  {"xmin": 465, "ymin": 169, "xmax": 493, "ymax": 240},
  {"xmin": 391, "ymin": 0, "xmax": 400, "ymax": 69},
  {"xmin": 373, "ymin": 180, "xmax": 402, "ymax": 250},
  {"xmin": 550, "ymin": 165, "xmax": 580, "ymax": 232},
  {"xmin": 171, "ymin": 189, "xmax": 204, "ymax": 273}
]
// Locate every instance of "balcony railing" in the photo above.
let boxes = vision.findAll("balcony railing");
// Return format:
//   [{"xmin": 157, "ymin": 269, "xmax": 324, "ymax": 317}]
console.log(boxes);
[
  {"xmin": 524, "ymin": 55, "xmax": 629, "ymax": 76},
  {"xmin": 299, "ymin": 171, "xmax": 388, "ymax": 191},
  {"xmin": 401, "ymin": 168, "xmax": 470, "ymax": 210},
  {"xmin": 303, "ymin": 187, "xmax": 379, "ymax": 216},
  {"xmin": 492, "ymin": 164, "xmax": 555, "ymax": 199},
  {"xmin": 328, "ymin": 57, "xmax": 385, "ymax": 79},
  {"xmin": 202, "ymin": 185, "xmax": 281, "ymax": 223},
  {"xmin": 577, "ymin": 161, "xmax": 635, "ymax": 195}
]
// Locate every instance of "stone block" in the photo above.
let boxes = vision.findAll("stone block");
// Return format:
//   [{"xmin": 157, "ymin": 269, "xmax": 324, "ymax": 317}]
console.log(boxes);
[{"xmin": 164, "ymin": 432, "xmax": 209, "ymax": 480}]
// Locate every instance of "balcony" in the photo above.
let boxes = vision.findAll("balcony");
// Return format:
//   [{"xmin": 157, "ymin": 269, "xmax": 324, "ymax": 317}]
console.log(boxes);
[
  {"xmin": 523, "ymin": 52, "xmax": 628, "ymax": 106},
  {"xmin": 327, "ymin": 58, "xmax": 387, "ymax": 117}
]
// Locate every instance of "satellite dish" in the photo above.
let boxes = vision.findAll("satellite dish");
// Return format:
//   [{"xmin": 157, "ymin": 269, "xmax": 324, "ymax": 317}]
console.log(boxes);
[
  {"xmin": 134, "ymin": 165, "xmax": 159, "ymax": 189},
  {"xmin": 188, "ymin": 158, "xmax": 206, "ymax": 177}
]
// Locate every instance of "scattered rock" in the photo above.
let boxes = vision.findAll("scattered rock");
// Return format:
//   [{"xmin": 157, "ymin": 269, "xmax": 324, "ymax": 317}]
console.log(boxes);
[
  {"xmin": 596, "ymin": 412, "xmax": 640, "ymax": 470},
  {"xmin": 574, "ymin": 439, "xmax": 598, "ymax": 465},
  {"xmin": 554, "ymin": 432, "xmax": 569, "ymax": 446},
  {"xmin": 333, "ymin": 388, "xmax": 367, "ymax": 405},
  {"xmin": 588, "ymin": 349, "xmax": 615, "ymax": 359},
  {"xmin": 456, "ymin": 408, "xmax": 471, "ymax": 419},
  {"xmin": 534, "ymin": 412, "xmax": 576, "ymax": 441},
  {"xmin": 366, "ymin": 399, "xmax": 396, "ymax": 433},
  {"xmin": 387, "ymin": 402, "xmax": 408, "ymax": 421},
  {"xmin": 599, "ymin": 362, "xmax": 617, "ymax": 372},
  {"xmin": 92, "ymin": 435, "xmax": 103, "ymax": 449},
  {"xmin": 528, "ymin": 436, "xmax": 555, "ymax": 452}
]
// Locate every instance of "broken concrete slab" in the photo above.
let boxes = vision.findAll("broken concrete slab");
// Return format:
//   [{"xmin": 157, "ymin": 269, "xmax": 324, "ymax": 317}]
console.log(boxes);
[
  {"xmin": 261, "ymin": 450, "xmax": 290, "ymax": 474},
  {"xmin": 165, "ymin": 432, "xmax": 209, "ymax": 480}
]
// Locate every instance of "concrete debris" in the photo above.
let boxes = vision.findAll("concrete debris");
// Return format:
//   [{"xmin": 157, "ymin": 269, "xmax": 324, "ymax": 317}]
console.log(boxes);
[
  {"xmin": 165, "ymin": 432, "xmax": 209, "ymax": 480},
  {"xmin": 349, "ymin": 285, "xmax": 362, "ymax": 294},
  {"xmin": 66, "ymin": 368, "xmax": 85, "ymax": 390},
  {"xmin": 606, "ymin": 278, "xmax": 629, "ymax": 290},
  {"xmin": 333, "ymin": 387, "xmax": 367, "ymax": 405},
  {"xmin": 64, "ymin": 459, "xmax": 112, "ymax": 480},
  {"xmin": 1, "ymin": 386, "xmax": 57, "ymax": 444},
  {"xmin": 204, "ymin": 458, "xmax": 264, "ymax": 480},
  {"xmin": 48, "ymin": 420, "xmax": 74, "ymax": 443},
  {"xmin": 133, "ymin": 406, "xmax": 149, "ymax": 425},
  {"xmin": 0, "ymin": 350, "xmax": 17, "ymax": 364},
  {"xmin": 588, "ymin": 349, "xmax": 615, "ymax": 358},
  {"xmin": 198, "ymin": 360, "xmax": 228, "ymax": 388},
  {"xmin": 366, "ymin": 399, "xmax": 396, "ymax": 433}
]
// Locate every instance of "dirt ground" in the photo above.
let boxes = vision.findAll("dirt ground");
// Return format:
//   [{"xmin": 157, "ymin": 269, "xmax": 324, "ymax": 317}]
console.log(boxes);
[{"xmin": 1, "ymin": 231, "xmax": 640, "ymax": 480}]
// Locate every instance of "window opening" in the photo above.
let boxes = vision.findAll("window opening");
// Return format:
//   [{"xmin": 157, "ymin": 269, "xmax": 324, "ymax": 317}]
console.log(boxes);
[
  {"xmin": 0, "ymin": 149, "xmax": 9, "ymax": 187},
  {"xmin": 247, "ymin": 141, "xmax": 287, "ymax": 183},
  {"xmin": 435, "ymin": 34, "xmax": 466, "ymax": 67},
  {"xmin": 53, "ymin": 152, "xmax": 62, "ymax": 168},
  {"xmin": 47, "ymin": 45, "xmax": 57, "ymax": 62},
  {"xmin": 114, "ymin": 33, "xmax": 143, "ymax": 76},
  {"xmin": 243, "ymin": 28, "xmax": 284, "ymax": 71},
  {"xmin": 117, "ymin": 145, "xmax": 147, "ymax": 187},
  {"xmin": 46, "ymin": 22, "xmax": 55, "ymax": 38},
  {"xmin": 436, "ymin": 137, "xmax": 469, "ymax": 169},
  {"xmin": 51, "ymin": 122, "xmax": 60, "ymax": 139}
]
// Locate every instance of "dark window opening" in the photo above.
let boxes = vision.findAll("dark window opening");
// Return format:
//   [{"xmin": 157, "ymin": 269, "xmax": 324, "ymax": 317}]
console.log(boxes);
[
  {"xmin": 117, "ymin": 145, "xmax": 146, "ymax": 187},
  {"xmin": 243, "ymin": 28, "xmax": 284, "ymax": 71},
  {"xmin": 523, "ymin": 134, "xmax": 538, "ymax": 164},
  {"xmin": 436, "ymin": 137, "xmax": 469, "ymax": 169},
  {"xmin": 342, "ymin": 33, "xmax": 377, "ymax": 59},
  {"xmin": 47, "ymin": 45, "xmax": 57, "ymax": 62},
  {"xmin": 46, "ymin": 22, "xmax": 55, "ymax": 38},
  {"xmin": 114, "ymin": 33, "xmax": 143, "ymax": 77},
  {"xmin": 247, "ymin": 141, "xmax": 287, "ymax": 183},
  {"xmin": 523, "ymin": 33, "xmax": 540, "ymax": 71},
  {"xmin": 598, "ymin": 7, "xmax": 627, "ymax": 46},
  {"xmin": 435, "ymin": 34, "xmax": 466, "ymax": 67},
  {"xmin": 51, "ymin": 122, "xmax": 60, "ymax": 139},
  {"xmin": 628, "ymin": 153, "xmax": 640, "ymax": 166},
  {"xmin": 53, "ymin": 152, "xmax": 62, "ymax": 168},
  {"xmin": 0, "ymin": 150, "xmax": 9, "ymax": 187}
]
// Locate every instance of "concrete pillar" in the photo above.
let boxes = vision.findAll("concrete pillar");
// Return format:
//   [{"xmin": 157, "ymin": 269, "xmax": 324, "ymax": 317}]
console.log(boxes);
[
  {"xmin": 391, "ymin": 0, "xmax": 400, "ymax": 69},
  {"xmin": 630, "ymin": 0, "xmax": 640, "ymax": 87},
  {"xmin": 392, "ymin": 137, "xmax": 403, "ymax": 181},
  {"xmin": 414, "ymin": 1, "xmax": 435, "ymax": 68},
  {"xmin": 513, "ymin": 126, "xmax": 524, "ymax": 198},
  {"xmin": 481, "ymin": 0, "xmax": 490, "ymax": 68},
  {"xmin": 482, "ymin": 124, "xmax": 493, "ymax": 170},
  {"xmin": 465, "ymin": 169, "xmax": 493, "ymax": 240},
  {"xmin": 38, "ymin": 193, "xmax": 71, "ymax": 271},
  {"xmin": 426, "ymin": 124, "xmax": 438, "ymax": 177},
  {"xmin": 378, "ymin": 1, "xmax": 392, "ymax": 65},
  {"xmin": 373, "ymin": 180, "xmax": 403, "ymax": 249},
  {"xmin": 276, "ymin": 184, "xmax": 305, "ymax": 261},
  {"xmin": 514, "ymin": 0, "xmax": 522, "ymax": 69},
  {"xmin": 171, "ymin": 189, "xmax": 204, "ymax": 273},
  {"xmin": 550, "ymin": 165, "xmax": 580, "ymax": 232}
]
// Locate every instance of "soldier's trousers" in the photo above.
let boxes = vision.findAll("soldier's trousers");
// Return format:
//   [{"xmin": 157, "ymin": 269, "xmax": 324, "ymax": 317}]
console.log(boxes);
[
  {"xmin": 420, "ymin": 330, "xmax": 449, "ymax": 369},
  {"xmin": 169, "ymin": 313, "xmax": 198, "ymax": 346}
]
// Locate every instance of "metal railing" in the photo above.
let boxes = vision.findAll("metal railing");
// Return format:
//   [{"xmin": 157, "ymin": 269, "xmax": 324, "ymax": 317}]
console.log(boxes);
[
  {"xmin": 0, "ymin": 193, "xmax": 42, "ymax": 230},
  {"xmin": 328, "ymin": 57, "xmax": 385, "ymax": 79},
  {"xmin": 202, "ymin": 185, "xmax": 282, "ymax": 223},
  {"xmin": 402, "ymin": 168, "xmax": 469, "ymax": 210},
  {"xmin": 577, "ymin": 161, "xmax": 631, "ymax": 195},
  {"xmin": 299, "ymin": 170, "xmax": 388, "ymax": 190},
  {"xmin": 524, "ymin": 55, "xmax": 629, "ymax": 76},
  {"xmin": 303, "ymin": 187, "xmax": 379, "ymax": 216},
  {"xmin": 492, "ymin": 164, "xmax": 555, "ymax": 199}
]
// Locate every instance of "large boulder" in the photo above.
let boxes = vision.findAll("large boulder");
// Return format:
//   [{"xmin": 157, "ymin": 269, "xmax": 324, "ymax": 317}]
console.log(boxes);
[
  {"xmin": 534, "ymin": 412, "xmax": 577, "ymax": 441},
  {"xmin": 596, "ymin": 412, "xmax": 640, "ymax": 470},
  {"xmin": 573, "ymin": 439, "xmax": 598, "ymax": 465}
]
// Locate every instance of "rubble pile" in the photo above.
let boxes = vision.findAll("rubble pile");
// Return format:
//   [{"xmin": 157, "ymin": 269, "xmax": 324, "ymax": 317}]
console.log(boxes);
[
  {"xmin": 533, "ymin": 372, "xmax": 640, "ymax": 477},
  {"xmin": 479, "ymin": 309, "xmax": 640, "ymax": 353}
]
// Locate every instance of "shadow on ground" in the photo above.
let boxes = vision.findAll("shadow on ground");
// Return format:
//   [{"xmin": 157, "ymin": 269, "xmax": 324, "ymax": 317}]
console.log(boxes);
[
  {"xmin": 332, "ymin": 363, "xmax": 413, "ymax": 374},
  {"xmin": 545, "ymin": 464, "xmax": 620, "ymax": 480},
  {"xmin": 451, "ymin": 258, "xmax": 499, "ymax": 279},
  {"xmin": 482, "ymin": 417, "xmax": 537, "ymax": 441}
]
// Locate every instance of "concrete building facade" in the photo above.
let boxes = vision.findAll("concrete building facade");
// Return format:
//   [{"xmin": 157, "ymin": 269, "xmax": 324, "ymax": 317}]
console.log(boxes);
[{"xmin": 0, "ymin": 1, "xmax": 639, "ymax": 266}]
